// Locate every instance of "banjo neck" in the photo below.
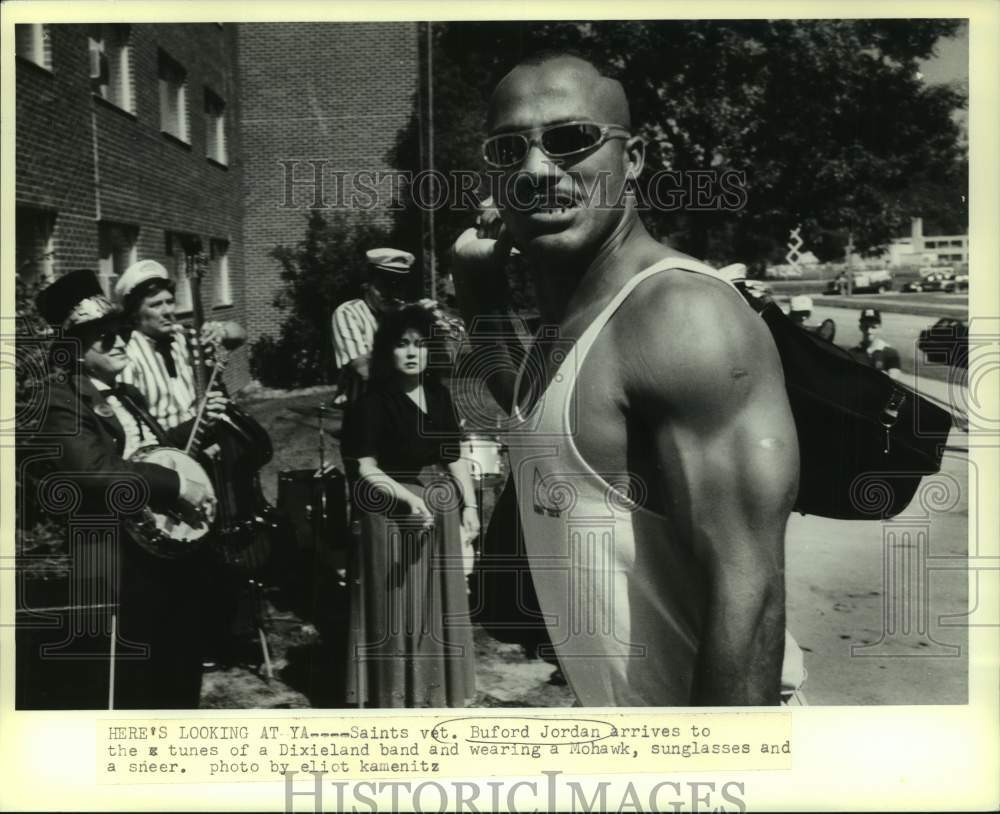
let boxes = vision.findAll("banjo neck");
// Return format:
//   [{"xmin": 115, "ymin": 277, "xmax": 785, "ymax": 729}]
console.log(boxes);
[{"xmin": 183, "ymin": 254, "xmax": 229, "ymax": 456}]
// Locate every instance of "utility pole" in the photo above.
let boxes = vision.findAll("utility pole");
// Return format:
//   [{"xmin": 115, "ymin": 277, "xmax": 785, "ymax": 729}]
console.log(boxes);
[
  {"xmin": 426, "ymin": 21, "xmax": 436, "ymax": 301},
  {"xmin": 845, "ymin": 231, "xmax": 855, "ymax": 296}
]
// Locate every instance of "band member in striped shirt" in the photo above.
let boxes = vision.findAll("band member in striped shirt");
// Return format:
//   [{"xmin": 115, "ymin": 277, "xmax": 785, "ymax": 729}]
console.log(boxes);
[
  {"xmin": 331, "ymin": 248, "xmax": 414, "ymax": 405},
  {"xmin": 114, "ymin": 260, "xmax": 241, "ymax": 430},
  {"xmin": 114, "ymin": 258, "xmax": 248, "ymax": 668}
]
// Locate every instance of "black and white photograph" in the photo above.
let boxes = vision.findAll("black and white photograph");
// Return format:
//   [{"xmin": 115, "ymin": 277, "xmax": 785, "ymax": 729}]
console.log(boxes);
[{"xmin": 2, "ymin": 3, "xmax": 997, "ymax": 811}]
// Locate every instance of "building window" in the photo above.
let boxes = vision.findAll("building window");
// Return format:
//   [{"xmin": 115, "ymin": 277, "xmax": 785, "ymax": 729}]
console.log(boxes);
[
  {"xmin": 15, "ymin": 24, "xmax": 52, "ymax": 71},
  {"xmin": 210, "ymin": 239, "xmax": 232, "ymax": 306},
  {"xmin": 165, "ymin": 232, "xmax": 202, "ymax": 313},
  {"xmin": 204, "ymin": 88, "xmax": 228, "ymax": 165},
  {"xmin": 16, "ymin": 208, "xmax": 56, "ymax": 288},
  {"xmin": 88, "ymin": 25, "xmax": 133, "ymax": 112},
  {"xmin": 158, "ymin": 50, "xmax": 189, "ymax": 142},
  {"xmin": 97, "ymin": 222, "xmax": 138, "ymax": 296}
]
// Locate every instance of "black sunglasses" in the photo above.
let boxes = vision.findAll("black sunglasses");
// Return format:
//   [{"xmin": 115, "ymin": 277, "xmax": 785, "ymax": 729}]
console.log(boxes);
[
  {"xmin": 90, "ymin": 325, "xmax": 132, "ymax": 352},
  {"xmin": 482, "ymin": 121, "xmax": 631, "ymax": 169}
]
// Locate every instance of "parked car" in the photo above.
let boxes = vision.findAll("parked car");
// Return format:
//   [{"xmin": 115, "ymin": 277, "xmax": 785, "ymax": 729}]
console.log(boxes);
[
  {"xmin": 903, "ymin": 272, "xmax": 951, "ymax": 292},
  {"xmin": 903, "ymin": 271, "xmax": 969, "ymax": 293},
  {"xmin": 944, "ymin": 273, "xmax": 969, "ymax": 293},
  {"xmin": 824, "ymin": 269, "xmax": 893, "ymax": 295},
  {"xmin": 917, "ymin": 317, "xmax": 969, "ymax": 368}
]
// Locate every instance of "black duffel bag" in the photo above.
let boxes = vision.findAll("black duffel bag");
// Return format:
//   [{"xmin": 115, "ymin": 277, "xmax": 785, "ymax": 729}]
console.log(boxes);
[{"xmin": 748, "ymin": 294, "xmax": 953, "ymax": 519}]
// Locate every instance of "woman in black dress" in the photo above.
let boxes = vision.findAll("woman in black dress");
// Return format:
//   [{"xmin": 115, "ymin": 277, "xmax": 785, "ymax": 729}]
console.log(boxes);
[{"xmin": 342, "ymin": 305, "xmax": 478, "ymax": 707}]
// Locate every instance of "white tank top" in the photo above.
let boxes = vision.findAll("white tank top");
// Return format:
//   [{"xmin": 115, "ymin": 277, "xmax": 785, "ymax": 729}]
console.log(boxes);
[{"xmin": 505, "ymin": 257, "xmax": 803, "ymax": 706}]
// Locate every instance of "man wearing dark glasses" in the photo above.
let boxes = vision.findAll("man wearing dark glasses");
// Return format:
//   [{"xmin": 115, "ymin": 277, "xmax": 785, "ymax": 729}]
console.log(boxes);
[
  {"xmin": 31, "ymin": 269, "xmax": 215, "ymax": 708},
  {"xmin": 454, "ymin": 53, "xmax": 802, "ymax": 706}
]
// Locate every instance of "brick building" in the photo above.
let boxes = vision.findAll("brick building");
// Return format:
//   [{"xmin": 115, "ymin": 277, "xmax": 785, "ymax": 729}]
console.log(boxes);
[
  {"xmin": 236, "ymin": 22, "xmax": 421, "ymax": 345},
  {"xmin": 15, "ymin": 21, "xmax": 422, "ymax": 388},
  {"xmin": 15, "ymin": 22, "xmax": 248, "ymax": 384}
]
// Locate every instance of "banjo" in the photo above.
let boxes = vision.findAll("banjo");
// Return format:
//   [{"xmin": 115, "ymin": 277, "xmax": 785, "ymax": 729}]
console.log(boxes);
[
  {"xmin": 123, "ymin": 334, "xmax": 229, "ymax": 558},
  {"xmin": 123, "ymin": 249, "xmax": 230, "ymax": 559},
  {"xmin": 123, "ymin": 345, "xmax": 223, "ymax": 558}
]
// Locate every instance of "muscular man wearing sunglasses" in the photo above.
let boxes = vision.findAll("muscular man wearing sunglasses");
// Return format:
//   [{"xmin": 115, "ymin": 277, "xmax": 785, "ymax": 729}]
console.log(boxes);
[{"xmin": 453, "ymin": 52, "xmax": 802, "ymax": 706}]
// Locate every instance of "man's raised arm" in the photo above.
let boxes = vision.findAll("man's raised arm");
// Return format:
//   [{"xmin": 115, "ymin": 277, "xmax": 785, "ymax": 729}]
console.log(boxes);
[
  {"xmin": 626, "ymin": 276, "xmax": 799, "ymax": 705},
  {"xmin": 449, "ymin": 227, "xmax": 526, "ymax": 414}
]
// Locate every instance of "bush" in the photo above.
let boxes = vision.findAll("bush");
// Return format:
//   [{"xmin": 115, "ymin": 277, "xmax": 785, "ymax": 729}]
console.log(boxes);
[{"xmin": 250, "ymin": 210, "xmax": 397, "ymax": 389}]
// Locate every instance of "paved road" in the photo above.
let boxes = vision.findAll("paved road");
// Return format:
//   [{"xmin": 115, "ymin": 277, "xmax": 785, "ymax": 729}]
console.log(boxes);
[
  {"xmin": 786, "ymin": 430, "xmax": 968, "ymax": 704},
  {"xmin": 811, "ymin": 292, "xmax": 967, "ymax": 318}
]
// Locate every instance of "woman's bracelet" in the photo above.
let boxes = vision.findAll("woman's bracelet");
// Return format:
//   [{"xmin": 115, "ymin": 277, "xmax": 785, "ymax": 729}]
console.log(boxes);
[{"xmin": 464, "ymin": 503, "xmax": 479, "ymax": 510}]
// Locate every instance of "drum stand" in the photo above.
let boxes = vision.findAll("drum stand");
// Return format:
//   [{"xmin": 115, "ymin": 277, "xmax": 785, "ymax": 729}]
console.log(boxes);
[
  {"xmin": 249, "ymin": 577, "xmax": 274, "ymax": 680},
  {"xmin": 321, "ymin": 402, "xmax": 366, "ymax": 709}
]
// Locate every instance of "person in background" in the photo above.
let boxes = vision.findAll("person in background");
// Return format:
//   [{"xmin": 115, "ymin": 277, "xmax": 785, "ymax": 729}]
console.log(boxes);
[
  {"xmin": 848, "ymin": 308, "xmax": 901, "ymax": 378},
  {"xmin": 115, "ymin": 259, "xmax": 240, "ymax": 430},
  {"xmin": 789, "ymin": 294, "xmax": 836, "ymax": 342},
  {"xmin": 114, "ymin": 259, "xmax": 248, "ymax": 669},
  {"xmin": 331, "ymin": 248, "xmax": 415, "ymax": 406},
  {"xmin": 33, "ymin": 269, "xmax": 219, "ymax": 708},
  {"xmin": 340, "ymin": 305, "xmax": 478, "ymax": 707}
]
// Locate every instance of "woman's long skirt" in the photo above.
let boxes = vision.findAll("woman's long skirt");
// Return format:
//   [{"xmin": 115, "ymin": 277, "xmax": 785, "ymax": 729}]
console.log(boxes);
[{"xmin": 346, "ymin": 480, "xmax": 476, "ymax": 708}]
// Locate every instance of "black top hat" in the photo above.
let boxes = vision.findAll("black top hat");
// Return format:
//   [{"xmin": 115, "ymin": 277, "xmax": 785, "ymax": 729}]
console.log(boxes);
[{"xmin": 36, "ymin": 269, "xmax": 121, "ymax": 333}]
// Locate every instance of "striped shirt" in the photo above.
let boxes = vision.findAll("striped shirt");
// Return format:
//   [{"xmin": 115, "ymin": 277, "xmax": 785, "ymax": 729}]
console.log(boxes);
[
  {"xmin": 332, "ymin": 298, "xmax": 378, "ymax": 403},
  {"xmin": 120, "ymin": 329, "xmax": 197, "ymax": 430}
]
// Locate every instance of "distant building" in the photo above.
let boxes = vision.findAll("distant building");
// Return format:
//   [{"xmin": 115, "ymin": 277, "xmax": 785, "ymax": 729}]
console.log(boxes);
[
  {"xmin": 15, "ymin": 22, "xmax": 422, "ymax": 389},
  {"xmin": 886, "ymin": 217, "xmax": 968, "ymax": 268}
]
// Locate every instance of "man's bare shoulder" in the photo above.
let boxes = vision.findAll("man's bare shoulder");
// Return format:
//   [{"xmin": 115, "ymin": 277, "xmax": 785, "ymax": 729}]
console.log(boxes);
[{"xmin": 612, "ymin": 266, "xmax": 781, "ymax": 407}]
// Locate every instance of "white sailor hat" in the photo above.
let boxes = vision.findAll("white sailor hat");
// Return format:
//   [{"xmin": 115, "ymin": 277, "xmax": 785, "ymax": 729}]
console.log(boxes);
[
  {"xmin": 365, "ymin": 248, "xmax": 415, "ymax": 274},
  {"xmin": 114, "ymin": 259, "xmax": 172, "ymax": 303},
  {"xmin": 789, "ymin": 295, "xmax": 813, "ymax": 313}
]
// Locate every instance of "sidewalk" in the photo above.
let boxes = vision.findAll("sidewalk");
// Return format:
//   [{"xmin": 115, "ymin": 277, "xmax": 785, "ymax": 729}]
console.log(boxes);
[{"xmin": 795, "ymin": 293, "xmax": 967, "ymax": 319}]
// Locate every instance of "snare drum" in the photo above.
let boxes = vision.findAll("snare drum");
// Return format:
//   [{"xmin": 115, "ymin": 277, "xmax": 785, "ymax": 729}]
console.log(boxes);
[{"xmin": 461, "ymin": 434, "xmax": 505, "ymax": 482}]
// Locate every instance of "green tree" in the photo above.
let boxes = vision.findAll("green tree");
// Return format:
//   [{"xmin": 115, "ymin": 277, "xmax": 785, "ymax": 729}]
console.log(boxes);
[{"xmin": 250, "ymin": 210, "xmax": 398, "ymax": 388}]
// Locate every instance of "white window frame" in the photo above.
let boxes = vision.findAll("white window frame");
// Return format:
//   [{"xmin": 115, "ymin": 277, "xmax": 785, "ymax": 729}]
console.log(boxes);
[
  {"xmin": 204, "ymin": 87, "xmax": 228, "ymax": 165},
  {"xmin": 97, "ymin": 222, "xmax": 139, "ymax": 296},
  {"xmin": 210, "ymin": 239, "xmax": 232, "ymax": 307},
  {"xmin": 88, "ymin": 25, "xmax": 134, "ymax": 112},
  {"xmin": 158, "ymin": 50, "xmax": 189, "ymax": 143},
  {"xmin": 15, "ymin": 24, "xmax": 52, "ymax": 71},
  {"xmin": 165, "ymin": 232, "xmax": 199, "ymax": 314}
]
